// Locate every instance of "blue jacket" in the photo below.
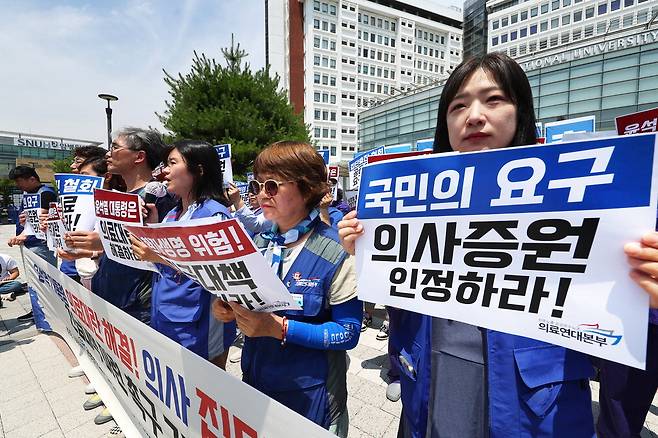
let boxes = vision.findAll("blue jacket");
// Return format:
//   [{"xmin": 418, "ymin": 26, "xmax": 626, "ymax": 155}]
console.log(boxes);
[
  {"xmin": 150, "ymin": 200, "xmax": 236, "ymax": 359},
  {"xmin": 242, "ymin": 221, "xmax": 348, "ymax": 428}
]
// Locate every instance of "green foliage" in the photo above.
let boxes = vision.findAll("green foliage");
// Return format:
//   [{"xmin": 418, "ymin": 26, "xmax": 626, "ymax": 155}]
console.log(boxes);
[
  {"xmin": 51, "ymin": 156, "xmax": 73, "ymax": 174},
  {"xmin": 158, "ymin": 36, "xmax": 309, "ymax": 176}
]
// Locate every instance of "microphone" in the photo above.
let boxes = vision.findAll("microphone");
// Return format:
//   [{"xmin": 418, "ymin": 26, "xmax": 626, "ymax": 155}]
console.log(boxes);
[{"xmin": 144, "ymin": 181, "xmax": 168, "ymax": 204}]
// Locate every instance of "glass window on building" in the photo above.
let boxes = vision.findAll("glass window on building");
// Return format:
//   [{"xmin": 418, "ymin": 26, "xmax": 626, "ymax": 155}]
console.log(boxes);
[
  {"xmin": 521, "ymin": 10, "xmax": 528, "ymax": 20},
  {"xmin": 329, "ymin": 4, "xmax": 336, "ymax": 15},
  {"xmin": 624, "ymin": 0, "xmax": 634, "ymax": 6},
  {"xmin": 502, "ymin": 17, "xmax": 509, "ymax": 26},
  {"xmin": 511, "ymin": 14, "xmax": 518, "ymax": 24},
  {"xmin": 586, "ymin": 6, "xmax": 595, "ymax": 18},
  {"xmin": 598, "ymin": 2, "xmax": 607, "ymax": 14},
  {"xmin": 563, "ymin": 13, "xmax": 571, "ymax": 24},
  {"xmin": 492, "ymin": 36, "xmax": 499, "ymax": 46},
  {"xmin": 541, "ymin": 3, "xmax": 549, "ymax": 14},
  {"xmin": 521, "ymin": 27, "xmax": 528, "ymax": 37},
  {"xmin": 511, "ymin": 30, "xmax": 518, "ymax": 40},
  {"xmin": 551, "ymin": 17, "xmax": 559, "ymax": 28},
  {"xmin": 314, "ymin": 1, "xmax": 320, "ymax": 11},
  {"xmin": 530, "ymin": 24, "xmax": 538, "ymax": 34},
  {"xmin": 321, "ymin": 3, "xmax": 328, "ymax": 13},
  {"xmin": 611, "ymin": 0, "xmax": 621, "ymax": 10},
  {"xmin": 552, "ymin": 0, "xmax": 560, "ymax": 10},
  {"xmin": 563, "ymin": 0, "xmax": 571, "ymax": 6},
  {"xmin": 531, "ymin": 6, "xmax": 539, "ymax": 16},
  {"xmin": 574, "ymin": 10, "xmax": 583, "ymax": 21},
  {"xmin": 501, "ymin": 33, "xmax": 508, "ymax": 43},
  {"xmin": 541, "ymin": 21, "xmax": 548, "ymax": 31},
  {"xmin": 623, "ymin": 13, "xmax": 634, "ymax": 26}
]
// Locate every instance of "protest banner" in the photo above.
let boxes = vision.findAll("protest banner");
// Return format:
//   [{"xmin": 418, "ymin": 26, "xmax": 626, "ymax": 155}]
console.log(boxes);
[
  {"xmin": 246, "ymin": 172, "xmax": 255, "ymax": 182},
  {"xmin": 328, "ymin": 165, "xmax": 340, "ymax": 200},
  {"xmin": 45, "ymin": 202, "xmax": 70, "ymax": 253},
  {"xmin": 355, "ymin": 133, "xmax": 658, "ymax": 369},
  {"xmin": 94, "ymin": 189, "xmax": 158, "ymax": 272},
  {"xmin": 384, "ymin": 143, "xmax": 412, "ymax": 154},
  {"xmin": 348, "ymin": 145, "xmax": 385, "ymax": 190},
  {"xmin": 535, "ymin": 122, "xmax": 543, "ymax": 138},
  {"xmin": 544, "ymin": 115, "xmax": 596, "ymax": 143},
  {"xmin": 214, "ymin": 144, "xmax": 233, "ymax": 187},
  {"xmin": 21, "ymin": 192, "xmax": 45, "ymax": 240},
  {"xmin": 55, "ymin": 173, "xmax": 104, "ymax": 232},
  {"xmin": 125, "ymin": 217, "xmax": 301, "ymax": 312},
  {"xmin": 235, "ymin": 181, "xmax": 250, "ymax": 204},
  {"xmin": 24, "ymin": 249, "xmax": 332, "ymax": 438},
  {"xmin": 318, "ymin": 149, "xmax": 330, "ymax": 164},
  {"xmin": 415, "ymin": 139, "xmax": 434, "ymax": 151},
  {"xmin": 615, "ymin": 107, "xmax": 658, "ymax": 136}
]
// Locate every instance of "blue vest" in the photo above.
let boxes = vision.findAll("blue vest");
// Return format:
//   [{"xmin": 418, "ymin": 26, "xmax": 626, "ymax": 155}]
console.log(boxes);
[
  {"xmin": 18, "ymin": 185, "xmax": 56, "ymax": 248},
  {"xmin": 241, "ymin": 221, "xmax": 347, "ymax": 427},
  {"xmin": 151, "ymin": 200, "xmax": 236, "ymax": 359},
  {"xmin": 486, "ymin": 331, "xmax": 595, "ymax": 437}
]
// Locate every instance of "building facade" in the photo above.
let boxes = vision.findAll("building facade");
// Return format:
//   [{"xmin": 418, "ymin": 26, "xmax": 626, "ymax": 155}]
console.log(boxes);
[
  {"xmin": 0, "ymin": 131, "xmax": 101, "ymax": 180},
  {"xmin": 267, "ymin": 0, "xmax": 463, "ymax": 163},
  {"xmin": 463, "ymin": 0, "xmax": 489, "ymax": 58},
  {"xmin": 359, "ymin": 1, "xmax": 658, "ymax": 151}
]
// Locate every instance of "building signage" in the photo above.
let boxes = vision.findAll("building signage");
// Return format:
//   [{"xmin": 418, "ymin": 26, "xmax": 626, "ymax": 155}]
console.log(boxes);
[
  {"xmin": 13, "ymin": 137, "xmax": 87, "ymax": 151},
  {"xmin": 521, "ymin": 30, "xmax": 658, "ymax": 72}
]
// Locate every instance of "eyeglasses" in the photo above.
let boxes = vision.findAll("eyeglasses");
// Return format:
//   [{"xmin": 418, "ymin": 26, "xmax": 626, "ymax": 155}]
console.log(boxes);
[
  {"xmin": 248, "ymin": 179, "xmax": 294, "ymax": 197},
  {"xmin": 110, "ymin": 142, "xmax": 139, "ymax": 153}
]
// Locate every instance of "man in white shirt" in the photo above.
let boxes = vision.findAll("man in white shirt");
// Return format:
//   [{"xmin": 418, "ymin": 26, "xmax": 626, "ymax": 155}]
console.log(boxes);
[{"xmin": 0, "ymin": 253, "xmax": 22, "ymax": 305}]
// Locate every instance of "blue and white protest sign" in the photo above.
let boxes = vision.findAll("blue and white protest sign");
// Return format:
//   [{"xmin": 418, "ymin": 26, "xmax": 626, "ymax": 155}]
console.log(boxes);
[
  {"xmin": 385, "ymin": 143, "xmax": 412, "ymax": 154},
  {"xmin": 545, "ymin": 116, "xmax": 595, "ymax": 143},
  {"xmin": 535, "ymin": 122, "xmax": 543, "ymax": 138},
  {"xmin": 54, "ymin": 173, "xmax": 104, "ymax": 232},
  {"xmin": 214, "ymin": 144, "xmax": 233, "ymax": 187},
  {"xmin": 416, "ymin": 139, "xmax": 434, "ymax": 151},
  {"xmin": 348, "ymin": 145, "xmax": 385, "ymax": 190},
  {"xmin": 246, "ymin": 172, "xmax": 255, "ymax": 182},
  {"xmin": 235, "ymin": 181, "xmax": 250, "ymax": 204},
  {"xmin": 318, "ymin": 149, "xmax": 330, "ymax": 165},
  {"xmin": 21, "ymin": 193, "xmax": 46, "ymax": 240},
  {"xmin": 355, "ymin": 133, "xmax": 658, "ymax": 368}
]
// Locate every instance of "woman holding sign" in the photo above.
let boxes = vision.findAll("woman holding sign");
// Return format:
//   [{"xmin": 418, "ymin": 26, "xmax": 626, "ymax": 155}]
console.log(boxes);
[
  {"xmin": 212, "ymin": 141, "xmax": 362, "ymax": 437},
  {"xmin": 131, "ymin": 140, "xmax": 236, "ymax": 369},
  {"xmin": 338, "ymin": 53, "xmax": 597, "ymax": 438}
]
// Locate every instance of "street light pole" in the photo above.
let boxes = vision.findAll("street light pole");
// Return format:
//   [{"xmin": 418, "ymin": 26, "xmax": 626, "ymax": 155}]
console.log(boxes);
[{"xmin": 98, "ymin": 93, "xmax": 118, "ymax": 148}]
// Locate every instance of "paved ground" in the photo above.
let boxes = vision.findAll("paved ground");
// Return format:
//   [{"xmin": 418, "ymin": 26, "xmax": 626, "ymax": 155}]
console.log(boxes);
[{"xmin": 0, "ymin": 224, "xmax": 656, "ymax": 438}]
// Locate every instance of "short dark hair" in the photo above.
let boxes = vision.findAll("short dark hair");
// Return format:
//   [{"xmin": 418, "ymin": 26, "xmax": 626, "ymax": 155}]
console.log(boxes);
[
  {"xmin": 8, "ymin": 166, "xmax": 39, "ymax": 181},
  {"xmin": 113, "ymin": 127, "xmax": 166, "ymax": 170},
  {"xmin": 433, "ymin": 52, "xmax": 537, "ymax": 153},
  {"xmin": 73, "ymin": 145, "xmax": 107, "ymax": 159},
  {"xmin": 170, "ymin": 140, "xmax": 230, "ymax": 207},
  {"xmin": 254, "ymin": 141, "xmax": 328, "ymax": 210},
  {"xmin": 79, "ymin": 156, "xmax": 108, "ymax": 175}
]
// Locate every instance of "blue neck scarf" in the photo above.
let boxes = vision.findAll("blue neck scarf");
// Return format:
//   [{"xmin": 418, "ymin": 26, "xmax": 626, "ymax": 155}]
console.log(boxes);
[{"xmin": 260, "ymin": 209, "xmax": 320, "ymax": 276}]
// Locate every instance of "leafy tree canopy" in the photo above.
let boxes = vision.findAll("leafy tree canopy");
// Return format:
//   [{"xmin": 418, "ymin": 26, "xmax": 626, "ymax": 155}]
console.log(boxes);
[{"xmin": 158, "ymin": 36, "xmax": 309, "ymax": 177}]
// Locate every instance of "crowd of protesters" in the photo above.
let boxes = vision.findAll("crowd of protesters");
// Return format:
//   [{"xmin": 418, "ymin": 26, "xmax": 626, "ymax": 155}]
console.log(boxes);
[{"xmin": 4, "ymin": 52, "xmax": 658, "ymax": 438}]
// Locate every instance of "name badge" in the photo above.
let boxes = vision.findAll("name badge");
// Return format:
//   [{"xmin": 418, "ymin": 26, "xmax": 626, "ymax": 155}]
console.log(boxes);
[{"xmin": 291, "ymin": 293, "xmax": 304, "ymax": 308}]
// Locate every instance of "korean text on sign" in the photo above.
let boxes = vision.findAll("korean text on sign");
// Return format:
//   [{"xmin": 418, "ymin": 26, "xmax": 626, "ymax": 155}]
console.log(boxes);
[{"xmin": 355, "ymin": 133, "xmax": 658, "ymax": 369}]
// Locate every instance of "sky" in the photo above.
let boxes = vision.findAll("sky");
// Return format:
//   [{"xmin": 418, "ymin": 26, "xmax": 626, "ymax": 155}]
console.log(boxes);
[{"xmin": 0, "ymin": 0, "xmax": 463, "ymax": 144}]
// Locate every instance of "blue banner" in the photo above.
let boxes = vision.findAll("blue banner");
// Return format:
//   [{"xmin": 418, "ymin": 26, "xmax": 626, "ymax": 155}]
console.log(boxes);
[
  {"xmin": 54, "ymin": 174, "xmax": 104, "ymax": 195},
  {"xmin": 22, "ymin": 193, "xmax": 40, "ymax": 209},
  {"xmin": 545, "ymin": 116, "xmax": 595, "ymax": 143},
  {"xmin": 214, "ymin": 144, "xmax": 231, "ymax": 159},
  {"xmin": 318, "ymin": 149, "xmax": 329, "ymax": 164},
  {"xmin": 357, "ymin": 134, "xmax": 655, "ymax": 219}
]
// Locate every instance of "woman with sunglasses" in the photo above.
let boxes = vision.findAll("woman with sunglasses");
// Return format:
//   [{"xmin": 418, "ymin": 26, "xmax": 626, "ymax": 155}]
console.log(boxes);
[
  {"xmin": 131, "ymin": 140, "xmax": 236, "ymax": 369},
  {"xmin": 212, "ymin": 141, "xmax": 362, "ymax": 437},
  {"xmin": 338, "ymin": 53, "xmax": 602, "ymax": 438}
]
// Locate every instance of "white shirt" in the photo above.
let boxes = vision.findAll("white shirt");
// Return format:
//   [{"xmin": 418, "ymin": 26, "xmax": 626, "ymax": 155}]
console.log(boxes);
[{"xmin": 0, "ymin": 254, "xmax": 18, "ymax": 280}]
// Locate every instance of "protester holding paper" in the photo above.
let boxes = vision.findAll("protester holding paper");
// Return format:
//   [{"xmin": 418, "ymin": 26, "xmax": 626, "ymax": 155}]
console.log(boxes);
[
  {"xmin": 212, "ymin": 141, "xmax": 361, "ymax": 436},
  {"xmin": 130, "ymin": 140, "xmax": 237, "ymax": 368},
  {"xmin": 339, "ymin": 53, "xmax": 598, "ymax": 438}
]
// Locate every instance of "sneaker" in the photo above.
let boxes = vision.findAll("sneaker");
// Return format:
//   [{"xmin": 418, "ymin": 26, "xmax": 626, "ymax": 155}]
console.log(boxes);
[
  {"xmin": 108, "ymin": 426, "xmax": 124, "ymax": 437},
  {"xmin": 376, "ymin": 321, "xmax": 389, "ymax": 341},
  {"xmin": 17, "ymin": 311, "xmax": 34, "ymax": 321},
  {"xmin": 68, "ymin": 365, "xmax": 85, "ymax": 378},
  {"xmin": 361, "ymin": 314, "xmax": 373, "ymax": 332},
  {"xmin": 94, "ymin": 407, "xmax": 113, "ymax": 425},
  {"xmin": 83, "ymin": 394, "xmax": 103, "ymax": 410},
  {"xmin": 85, "ymin": 383, "xmax": 96, "ymax": 394},
  {"xmin": 1, "ymin": 292, "xmax": 15, "ymax": 301},
  {"xmin": 386, "ymin": 381, "xmax": 401, "ymax": 402},
  {"xmin": 229, "ymin": 349, "xmax": 242, "ymax": 363}
]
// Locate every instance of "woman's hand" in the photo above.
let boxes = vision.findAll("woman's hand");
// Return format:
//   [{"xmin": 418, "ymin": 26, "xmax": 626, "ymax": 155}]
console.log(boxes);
[
  {"xmin": 38, "ymin": 212, "xmax": 49, "ymax": 233},
  {"xmin": 337, "ymin": 210, "xmax": 363, "ymax": 256},
  {"xmin": 64, "ymin": 231, "xmax": 103, "ymax": 251},
  {"xmin": 129, "ymin": 235, "xmax": 165, "ymax": 264},
  {"xmin": 56, "ymin": 248, "xmax": 96, "ymax": 261},
  {"xmin": 212, "ymin": 299, "xmax": 236, "ymax": 323},
  {"xmin": 227, "ymin": 183, "xmax": 244, "ymax": 210},
  {"xmin": 626, "ymin": 232, "xmax": 658, "ymax": 308},
  {"xmin": 229, "ymin": 302, "xmax": 284, "ymax": 339},
  {"xmin": 18, "ymin": 212, "xmax": 26, "ymax": 226}
]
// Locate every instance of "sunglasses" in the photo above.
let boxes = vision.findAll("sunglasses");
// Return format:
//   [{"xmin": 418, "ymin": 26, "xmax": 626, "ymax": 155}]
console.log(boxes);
[{"xmin": 248, "ymin": 179, "xmax": 294, "ymax": 197}]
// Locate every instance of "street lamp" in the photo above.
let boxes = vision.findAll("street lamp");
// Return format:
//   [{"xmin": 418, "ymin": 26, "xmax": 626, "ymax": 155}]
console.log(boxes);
[{"xmin": 98, "ymin": 93, "xmax": 118, "ymax": 148}]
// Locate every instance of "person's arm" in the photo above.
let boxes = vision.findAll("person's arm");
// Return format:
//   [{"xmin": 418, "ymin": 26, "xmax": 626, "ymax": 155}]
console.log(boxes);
[
  {"xmin": 286, "ymin": 298, "xmax": 361, "ymax": 350},
  {"xmin": 1, "ymin": 267, "xmax": 19, "ymax": 282},
  {"xmin": 234, "ymin": 205, "xmax": 271, "ymax": 233},
  {"xmin": 318, "ymin": 192, "xmax": 333, "ymax": 226},
  {"xmin": 626, "ymin": 231, "xmax": 658, "ymax": 308}
]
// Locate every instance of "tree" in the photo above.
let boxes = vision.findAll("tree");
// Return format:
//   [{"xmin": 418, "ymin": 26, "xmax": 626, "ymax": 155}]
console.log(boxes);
[
  {"xmin": 51, "ymin": 156, "xmax": 73, "ymax": 173},
  {"xmin": 157, "ymin": 36, "xmax": 309, "ymax": 177}
]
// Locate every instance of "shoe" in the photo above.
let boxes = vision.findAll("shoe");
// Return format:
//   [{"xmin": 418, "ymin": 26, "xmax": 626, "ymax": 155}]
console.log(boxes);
[
  {"xmin": 94, "ymin": 407, "xmax": 113, "ymax": 425},
  {"xmin": 68, "ymin": 365, "xmax": 85, "ymax": 378},
  {"xmin": 376, "ymin": 321, "xmax": 389, "ymax": 340},
  {"xmin": 85, "ymin": 383, "xmax": 96, "ymax": 394},
  {"xmin": 361, "ymin": 314, "xmax": 373, "ymax": 332},
  {"xmin": 386, "ymin": 381, "xmax": 401, "ymax": 402},
  {"xmin": 108, "ymin": 426, "xmax": 124, "ymax": 437},
  {"xmin": 17, "ymin": 311, "xmax": 34, "ymax": 321},
  {"xmin": 229, "ymin": 349, "xmax": 242, "ymax": 363},
  {"xmin": 5, "ymin": 292, "xmax": 15, "ymax": 301},
  {"xmin": 83, "ymin": 394, "xmax": 103, "ymax": 410}
]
